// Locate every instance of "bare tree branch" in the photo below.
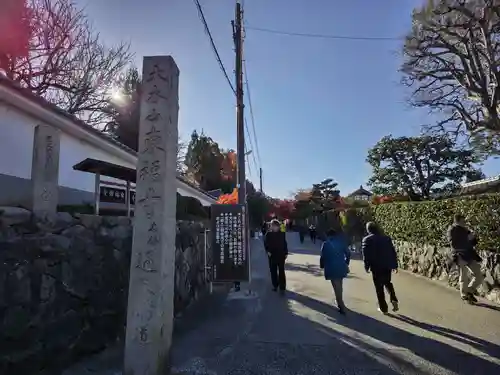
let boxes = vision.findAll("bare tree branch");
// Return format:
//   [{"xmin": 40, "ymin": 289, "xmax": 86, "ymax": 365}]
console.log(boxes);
[
  {"xmin": 1, "ymin": 0, "xmax": 132, "ymax": 126},
  {"xmin": 402, "ymin": 0, "xmax": 500, "ymax": 151}
]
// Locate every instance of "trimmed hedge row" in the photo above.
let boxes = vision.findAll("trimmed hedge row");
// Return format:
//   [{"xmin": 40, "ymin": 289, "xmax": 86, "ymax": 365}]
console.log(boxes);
[{"xmin": 353, "ymin": 194, "xmax": 500, "ymax": 253}]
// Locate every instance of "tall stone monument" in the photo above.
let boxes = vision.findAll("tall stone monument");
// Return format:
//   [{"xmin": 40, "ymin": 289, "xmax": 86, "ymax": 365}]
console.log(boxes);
[
  {"xmin": 124, "ymin": 56, "xmax": 179, "ymax": 375},
  {"xmin": 31, "ymin": 124, "xmax": 60, "ymax": 215}
]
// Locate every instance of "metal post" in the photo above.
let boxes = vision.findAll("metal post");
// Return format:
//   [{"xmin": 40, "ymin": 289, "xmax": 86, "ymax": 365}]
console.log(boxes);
[
  {"xmin": 94, "ymin": 173, "xmax": 100, "ymax": 215},
  {"xmin": 204, "ymin": 229, "xmax": 213, "ymax": 294},
  {"xmin": 126, "ymin": 180, "xmax": 131, "ymax": 217}
]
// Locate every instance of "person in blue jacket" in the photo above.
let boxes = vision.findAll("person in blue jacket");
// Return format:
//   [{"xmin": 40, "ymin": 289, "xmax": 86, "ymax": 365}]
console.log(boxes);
[{"xmin": 320, "ymin": 228, "xmax": 351, "ymax": 315}]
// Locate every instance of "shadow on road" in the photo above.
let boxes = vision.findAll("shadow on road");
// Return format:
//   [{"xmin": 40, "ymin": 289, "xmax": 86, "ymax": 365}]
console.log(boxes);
[
  {"xmin": 281, "ymin": 290, "xmax": 500, "ymax": 374},
  {"xmin": 475, "ymin": 302, "xmax": 500, "ymax": 312},
  {"xmin": 286, "ymin": 262, "xmax": 359, "ymax": 280},
  {"xmin": 392, "ymin": 314, "xmax": 500, "ymax": 359},
  {"xmin": 288, "ymin": 247, "xmax": 320, "ymax": 256},
  {"xmin": 254, "ymin": 291, "xmax": 407, "ymax": 373},
  {"xmin": 286, "ymin": 262, "xmax": 323, "ymax": 277}
]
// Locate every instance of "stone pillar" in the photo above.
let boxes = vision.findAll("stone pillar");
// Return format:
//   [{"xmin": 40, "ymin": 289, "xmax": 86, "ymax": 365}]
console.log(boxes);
[
  {"xmin": 124, "ymin": 56, "xmax": 179, "ymax": 375},
  {"xmin": 31, "ymin": 124, "xmax": 60, "ymax": 215}
]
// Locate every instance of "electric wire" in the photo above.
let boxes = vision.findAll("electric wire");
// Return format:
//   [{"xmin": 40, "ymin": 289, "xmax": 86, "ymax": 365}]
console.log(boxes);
[
  {"xmin": 192, "ymin": 0, "xmax": 236, "ymax": 95},
  {"xmin": 245, "ymin": 25, "xmax": 403, "ymax": 41},
  {"xmin": 243, "ymin": 59, "xmax": 262, "ymax": 169}
]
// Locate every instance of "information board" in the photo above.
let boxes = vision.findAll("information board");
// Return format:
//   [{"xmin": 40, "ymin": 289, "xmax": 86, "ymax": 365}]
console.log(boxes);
[
  {"xmin": 210, "ymin": 204, "xmax": 249, "ymax": 282},
  {"xmin": 99, "ymin": 186, "xmax": 136, "ymax": 205}
]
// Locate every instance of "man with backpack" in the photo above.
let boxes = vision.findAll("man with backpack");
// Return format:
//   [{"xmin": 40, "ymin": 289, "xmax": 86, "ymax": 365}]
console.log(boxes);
[{"xmin": 447, "ymin": 214, "xmax": 484, "ymax": 304}]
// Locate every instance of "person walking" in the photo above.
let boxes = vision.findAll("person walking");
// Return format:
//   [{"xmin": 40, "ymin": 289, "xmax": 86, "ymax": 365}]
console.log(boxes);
[
  {"xmin": 447, "ymin": 214, "xmax": 484, "ymax": 304},
  {"xmin": 261, "ymin": 221, "xmax": 268, "ymax": 237},
  {"xmin": 309, "ymin": 224, "xmax": 317, "ymax": 244},
  {"xmin": 280, "ymin": 221, "xmax": 286, "ymax": 233},
  {"xmin": 298, "ymin": 225, "xmax": 306, "ymax": 244},
  {"xmin": 320, "ymin": 229, "xmax": 351, "ymax": 315},
  {"xmin": 264, "ymin": 219, "xmax": 288, "ymax": 295},
  {"xmin": 362, "ymin": 222, "xmax": 399, "ymax": 314}
]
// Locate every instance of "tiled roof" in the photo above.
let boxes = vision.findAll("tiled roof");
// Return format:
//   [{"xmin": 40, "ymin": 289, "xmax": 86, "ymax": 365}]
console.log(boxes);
[{"xmin": 348, "ymin": 185, "xmax": 373, "ymax": 197}]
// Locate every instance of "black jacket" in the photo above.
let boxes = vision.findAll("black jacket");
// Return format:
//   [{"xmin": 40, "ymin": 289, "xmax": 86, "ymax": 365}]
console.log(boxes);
[
  {"xmin": 362, "ymin": 233, "xmax": 398, "ymax": 272},
  {"xmin": 447, "ymin": 224, "xmax": 481, "ymax": 263},
  {"xmin": 264, "ymin": 231, "xmax": 288, "ymax": 259}
]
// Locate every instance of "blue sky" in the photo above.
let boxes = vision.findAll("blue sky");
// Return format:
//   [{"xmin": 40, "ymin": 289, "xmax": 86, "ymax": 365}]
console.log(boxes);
[{"xmin": 77, "ymin": 0, "xmax": 497, "ymax": 198}]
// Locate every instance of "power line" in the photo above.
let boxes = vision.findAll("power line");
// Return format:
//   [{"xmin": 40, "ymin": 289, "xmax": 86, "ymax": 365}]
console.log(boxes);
[
  {"xmin": 192, "ymin": 0, "xmax": 236, "ymax": 95},
  {"xmin": 245, "ymin": 116, "xmax": 258, "ymax": 172},
  {"xmin": 243, "ymin": 60, "xmax": 262, "ymax": 168},
  {"xmin": 245, "ymin": 25, "xmax": 403, "ymax": 41},
  {"xmin": 240, "ymin": 1, "xmax": 262, "ymax": 183}
]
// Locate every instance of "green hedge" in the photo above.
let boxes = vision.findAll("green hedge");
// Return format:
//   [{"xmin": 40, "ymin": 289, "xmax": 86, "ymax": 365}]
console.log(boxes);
[{"xmin": 353, "ymin": 194, "xmax": 500, "ymax": 252}]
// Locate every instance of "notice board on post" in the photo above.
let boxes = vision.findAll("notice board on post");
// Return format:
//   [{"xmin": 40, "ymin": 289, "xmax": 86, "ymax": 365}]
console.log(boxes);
[{"xmin": 210, "ymin": 204, "xmax": 249, "ymax": 282}]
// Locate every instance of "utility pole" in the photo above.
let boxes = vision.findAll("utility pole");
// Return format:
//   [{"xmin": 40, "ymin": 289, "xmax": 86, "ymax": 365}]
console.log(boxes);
[
  {"xmin": 259, "ymin": 167, "xmax": 263, "ymax": 193},
  {"xmin": 234, "ymin": 1, "xmax": 245, "ymax": 206},
  {"xmin": 233, "ymin": 2, "xmax": 247, "ymax": 291}
]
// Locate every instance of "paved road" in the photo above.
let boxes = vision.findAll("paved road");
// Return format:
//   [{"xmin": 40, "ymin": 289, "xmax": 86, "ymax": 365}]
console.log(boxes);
[{"xmin": 171, "ymin": 233, "xmax": 500, "ymax": 375}]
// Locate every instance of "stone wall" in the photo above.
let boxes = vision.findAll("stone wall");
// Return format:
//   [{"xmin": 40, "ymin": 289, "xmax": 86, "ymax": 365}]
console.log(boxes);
[
  {"xmin": 0, "ymin": 208, "xmax": 210, "ymax": 374},
  {"xmin": 395, "ymin": 241, "xmax": 500, "ymax": 304}
]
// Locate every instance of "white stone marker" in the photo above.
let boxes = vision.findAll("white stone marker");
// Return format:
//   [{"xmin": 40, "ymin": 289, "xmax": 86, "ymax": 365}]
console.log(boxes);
[
  {"xmin": 124, "ymin": 56, "xmax": 179, "ymax": 375},
  {"xmin": 31, "ymin": 124, "xmax": 60, "ymax": 215}
]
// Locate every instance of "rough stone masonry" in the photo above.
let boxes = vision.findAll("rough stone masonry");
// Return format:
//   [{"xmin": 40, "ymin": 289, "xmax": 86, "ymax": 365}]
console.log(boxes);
[{"xmin": 0, "ymin": 208, "xmax": 210, "ymax": 374}]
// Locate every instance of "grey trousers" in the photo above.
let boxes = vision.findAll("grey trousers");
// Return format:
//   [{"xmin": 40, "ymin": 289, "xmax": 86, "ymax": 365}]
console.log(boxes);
[
  {"xmin": 458, "ymin": 259, "xmax": 484, "ymax": 297},
  {"xmin": 331, "ymin": 279, "xmax": 345, "ymax": 309}
]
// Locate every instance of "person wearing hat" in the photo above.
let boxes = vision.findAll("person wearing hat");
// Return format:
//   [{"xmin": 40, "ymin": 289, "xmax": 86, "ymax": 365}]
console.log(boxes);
[{"xmin": 264, "ymin": 219, "xmax": 289, "ymax": 295}]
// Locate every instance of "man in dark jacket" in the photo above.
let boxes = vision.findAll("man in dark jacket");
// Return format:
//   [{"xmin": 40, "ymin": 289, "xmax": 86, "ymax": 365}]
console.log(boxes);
[
  {"xmin": 264, "ymin": 219, "xmax": 288, "ymax": 295},
  {"xmin": 362, "ymin": 222, "xmax": 399, "ymax": 314},
  {"xmin": 261, "ymin": 221, "xmax": 268, "ymax": 237},
  {"xmin": 447, "ymin": 214, "xmax": 484, "ymax": 304}
]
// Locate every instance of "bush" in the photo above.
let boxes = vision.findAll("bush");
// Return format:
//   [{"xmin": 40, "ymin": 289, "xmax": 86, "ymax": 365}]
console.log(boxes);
[{"xmin": 366, "ymin": 194, "xmax": 500, "ymax": 252}]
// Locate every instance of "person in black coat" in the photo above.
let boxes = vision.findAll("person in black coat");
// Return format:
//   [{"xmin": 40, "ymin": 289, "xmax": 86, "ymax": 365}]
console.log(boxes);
[
  {"xmin": 447, "ymin": 214, "xmax": 484, "ymax": 304},
  {"xmin": 261, "ymin": 221, "xmax": 268, "ymax": 237},
  {"xmin": 362, "ymin": 222, "xmax": 399, "ymax": 314},
  {"xmin": 264, "ymin": 219, "xmax": 288, "ymax": 295}
]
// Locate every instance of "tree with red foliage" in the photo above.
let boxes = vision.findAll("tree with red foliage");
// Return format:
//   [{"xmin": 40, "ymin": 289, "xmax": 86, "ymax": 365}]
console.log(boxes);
[
  {"xmin": 217, "ymin": 189, "xmax": 238, "ymax": 205},
  {"xmin": 0, "ymin": 0, "xmax": 31, "ymax": 70},
  {"xmin": 270, "ymin": 199, "xmax": 294, "ymax": 220}
]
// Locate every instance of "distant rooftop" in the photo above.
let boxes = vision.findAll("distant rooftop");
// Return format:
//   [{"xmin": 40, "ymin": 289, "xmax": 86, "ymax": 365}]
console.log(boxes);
[
  {"xmin": 459, "ymin": 175, "xmax": 500, "ymax": 195},
  {"xmin": 348, "ymin": 185, "xmax": 373, "ymax": 197}
]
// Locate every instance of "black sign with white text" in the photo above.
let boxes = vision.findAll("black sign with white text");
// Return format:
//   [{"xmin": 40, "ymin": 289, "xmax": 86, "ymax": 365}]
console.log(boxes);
[
  {"xmin": 211, "ymin": 204, "xmax": 249, "ymax": 282},
  {"xmin": 99, "ymin": 186, "xmax": 136, "ymax": 205}
]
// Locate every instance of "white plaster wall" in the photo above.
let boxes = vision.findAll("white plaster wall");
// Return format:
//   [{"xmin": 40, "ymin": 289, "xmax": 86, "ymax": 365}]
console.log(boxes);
[
  {"xmin": 0, "ymin": 101, "xmax": 36, "ymax": 179},
  {"xmin": 59, "ymin": 132, "xmax": 135, "ymax": 192},
  {"xmin": 0, "ymin": 100, "xmax": 215, "ymax": 206},
  {"xmin": 0, "ymin": 101, "xmax": 134, "ymax": 192}
]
